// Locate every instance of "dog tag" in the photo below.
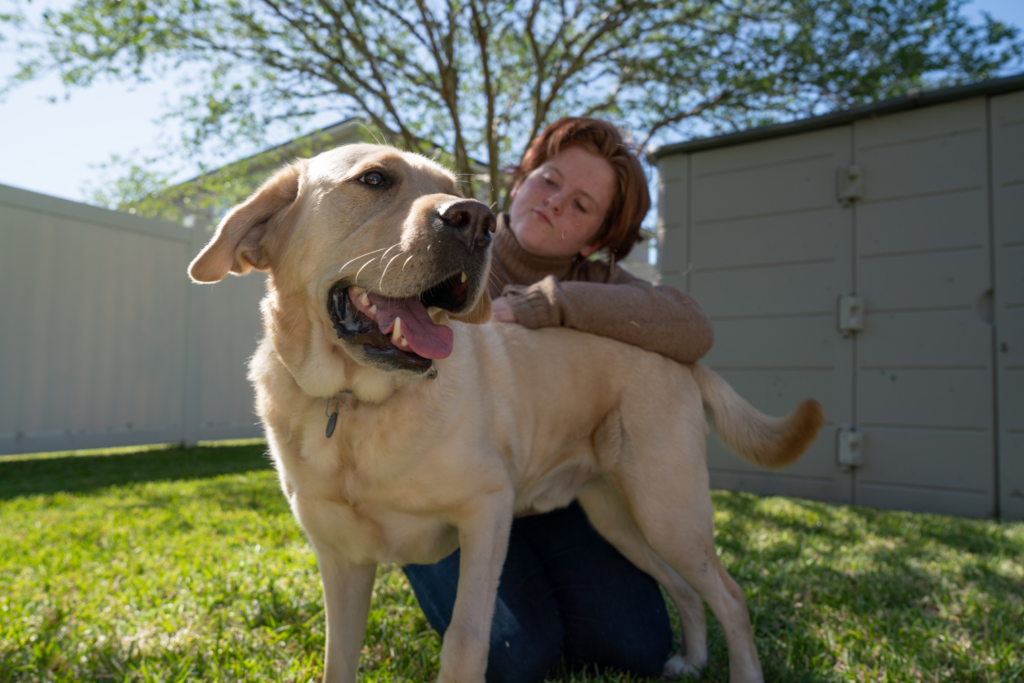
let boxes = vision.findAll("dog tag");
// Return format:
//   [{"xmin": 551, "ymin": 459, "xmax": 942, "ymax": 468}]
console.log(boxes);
[{"xmin": 326, "ymin": 410, "xmax": 339, "ymax": 438}]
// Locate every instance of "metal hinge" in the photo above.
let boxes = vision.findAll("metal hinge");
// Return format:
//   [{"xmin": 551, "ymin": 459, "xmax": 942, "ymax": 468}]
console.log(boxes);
[
  {"xmin": 837, "ymin": 293, "xmax": 864, "ymax": 337},
  {"xmin": 837, "ymin": 164, "xmax": 863, "ymax": 206},
  {"xmin": 837, "ymin": 426, "xmax": 864, "ymax": 471}
]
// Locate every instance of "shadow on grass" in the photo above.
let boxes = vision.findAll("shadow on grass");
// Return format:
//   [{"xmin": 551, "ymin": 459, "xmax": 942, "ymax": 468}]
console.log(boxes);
[
  {"xmin": 712, "ymin": 491, "xmax": 1023, "ymax": 561},
  {"xmin": 0, "ymin": 443, "xmax": 274, "ymax": 500}
]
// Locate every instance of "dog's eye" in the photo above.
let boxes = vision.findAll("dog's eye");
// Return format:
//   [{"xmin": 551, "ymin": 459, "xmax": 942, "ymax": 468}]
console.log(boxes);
[{"xmin": 361, "ymin": 171, "xmax": 386, "ymax": 187}]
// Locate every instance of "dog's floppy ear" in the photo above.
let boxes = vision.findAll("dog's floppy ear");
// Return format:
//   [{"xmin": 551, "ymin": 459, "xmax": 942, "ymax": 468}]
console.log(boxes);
[
  {"xmin": 450, "ymin": 290, "xmax": 492, "ymax": 324},
  {"xmin": 189, "ymin": 160, "xmax": 307, "ymax": 283}
]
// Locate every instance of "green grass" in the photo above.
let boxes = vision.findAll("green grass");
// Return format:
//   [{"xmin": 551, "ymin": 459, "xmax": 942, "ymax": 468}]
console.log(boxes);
[{"xmin": 1, "ymin": 443, "xmax": 1021, "ymax": 682}]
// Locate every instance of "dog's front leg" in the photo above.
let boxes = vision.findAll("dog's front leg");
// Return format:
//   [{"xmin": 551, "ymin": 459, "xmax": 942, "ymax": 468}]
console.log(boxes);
[
  {"xmin": 437, "ymin": 490, "xmax": 514, "ymax": 683},
  {"xmin": 313, "ymin": 543, "xmax": 377, "ymax": 683}
]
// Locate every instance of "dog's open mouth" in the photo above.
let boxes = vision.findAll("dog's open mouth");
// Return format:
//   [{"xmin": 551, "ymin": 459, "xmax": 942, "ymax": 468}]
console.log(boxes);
[{"xmin": 328, "ymin": 273, "xmax": 471, "ymax": 371}]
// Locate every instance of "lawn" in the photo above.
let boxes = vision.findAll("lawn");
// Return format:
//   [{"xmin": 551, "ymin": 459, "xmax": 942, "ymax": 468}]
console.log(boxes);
[{"xmin": 0, "ymin": 442, "xmax": 1021, "ymax": 682}]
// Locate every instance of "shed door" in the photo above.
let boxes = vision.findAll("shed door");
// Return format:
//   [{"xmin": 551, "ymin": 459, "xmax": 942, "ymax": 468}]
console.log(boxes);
[
  {"xmin": 852, "ymin": 99, "xmax": 996, "ymax": 517},
  {"xmin": 991, "ymin": 91, "xmax": 1024, "ymax": 521},
  {"xmin": 686, "ymin": 127, "xmax": 855, "ymax": 504}
]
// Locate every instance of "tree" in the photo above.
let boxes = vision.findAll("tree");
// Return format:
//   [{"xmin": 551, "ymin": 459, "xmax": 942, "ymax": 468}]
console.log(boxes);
[{"xmin": 7, "ymin": 0, "xmax": 1022, "ymax": 213}]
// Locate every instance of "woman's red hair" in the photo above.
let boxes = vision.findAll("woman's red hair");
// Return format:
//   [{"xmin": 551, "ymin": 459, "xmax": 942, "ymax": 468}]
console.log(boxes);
[{"xmin": 509, "ymin": 118, "xmax": 650, "ymax": 261}]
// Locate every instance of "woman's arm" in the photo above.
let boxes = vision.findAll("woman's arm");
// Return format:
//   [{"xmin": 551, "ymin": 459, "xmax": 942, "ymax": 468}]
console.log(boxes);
[{"xmin": 500, "ymin": 263, "xmax": 713, "ymax": 364}]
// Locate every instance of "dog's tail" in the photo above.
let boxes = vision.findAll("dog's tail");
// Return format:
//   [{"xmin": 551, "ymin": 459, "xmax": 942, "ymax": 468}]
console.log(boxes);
[{"xmin": 692, "ymin": 362, "xmax": 824, "ymax": 470}]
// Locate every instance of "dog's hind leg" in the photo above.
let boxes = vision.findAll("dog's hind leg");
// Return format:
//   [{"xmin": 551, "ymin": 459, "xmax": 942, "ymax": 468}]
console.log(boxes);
[
  {"xmin": 312, "ymin": 544, "xmax": 377, "ymax": 683},
  {"xmin": 578, "ymin": 478, "xmax": 707, "ymax": 677},
  {"xmin": 602, "ymin": 403, "xmax": 764, "ymax": 683}
]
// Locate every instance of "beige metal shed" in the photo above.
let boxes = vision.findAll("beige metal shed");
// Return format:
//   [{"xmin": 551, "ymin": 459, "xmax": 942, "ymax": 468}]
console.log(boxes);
[{"xmin": 653, "ymin": 74, "xmax": 1024, "ymax": 520}]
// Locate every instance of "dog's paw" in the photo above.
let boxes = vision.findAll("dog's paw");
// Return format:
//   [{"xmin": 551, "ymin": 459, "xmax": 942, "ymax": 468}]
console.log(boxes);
[{"xmin": 662, "ymin": 652, "xmax": 702, "ymax": 679}]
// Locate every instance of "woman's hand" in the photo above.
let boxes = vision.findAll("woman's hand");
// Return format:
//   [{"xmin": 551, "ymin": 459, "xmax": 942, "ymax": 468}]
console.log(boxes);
[{"xmin": 491, "ymin": 296, "xmax": 517, "ymax": 323}]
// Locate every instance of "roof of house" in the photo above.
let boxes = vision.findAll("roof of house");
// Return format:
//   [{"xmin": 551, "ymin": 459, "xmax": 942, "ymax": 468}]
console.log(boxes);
[
  {"xmin": 652, "ymin": 72, "xmax": 1024, "ymax": 159},
  {"xmin": 180, "ymin": 116, "xmax": 489, "ymax": 187},
  {"xmin": 176, "ymin": 117, "xmax": 369, "ymax": 187}
]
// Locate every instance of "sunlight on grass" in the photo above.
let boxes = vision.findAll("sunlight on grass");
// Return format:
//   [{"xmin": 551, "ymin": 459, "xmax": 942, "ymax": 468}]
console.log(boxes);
[{"xmin": 1, "ymin": 444, "xmax": 1021, "ymax": 682}]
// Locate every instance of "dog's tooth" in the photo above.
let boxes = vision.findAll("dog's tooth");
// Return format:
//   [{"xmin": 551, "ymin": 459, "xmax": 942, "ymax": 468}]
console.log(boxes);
[
  {"xmin": 359, "ymin": 292, "xmax": 370, "ymax": 307},
  {"xmin": 461, "ymin": 272, "xmax": 467, "ymax": 283},
  {"xmin": 400, "ymin": 337, "xmax": 409, "ymax": 347},
  {"xmin": 351, "ymin": 286, "xmax": 365, "ymax": 295},
  {"xmin": 391, "ymin": 317, "xmax": 402, "ymax": 342},
  {"xmin": 369, "ymin": 305, "xmax": 377, "ymax": 315}
]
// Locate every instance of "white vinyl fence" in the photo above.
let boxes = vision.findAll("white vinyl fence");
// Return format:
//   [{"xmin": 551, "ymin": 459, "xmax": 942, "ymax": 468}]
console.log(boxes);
[{"xmin": 0, "ymin": 184, "xmax": 266, "ymax": 456}]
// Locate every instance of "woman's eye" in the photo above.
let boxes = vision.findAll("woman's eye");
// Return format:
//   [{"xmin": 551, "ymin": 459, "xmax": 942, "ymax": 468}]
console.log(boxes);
[
  {"xmin": 361, "ymin": 171, "xmax": 386, "ymax": 186},
  {"xmin": 575, "ymin": 201, "xmax": 586, "ymax": 213}
]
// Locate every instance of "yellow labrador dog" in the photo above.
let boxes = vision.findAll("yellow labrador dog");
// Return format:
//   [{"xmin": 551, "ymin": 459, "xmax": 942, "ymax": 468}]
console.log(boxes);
[{"xmin": 189, "ymin": 144, "xmax": 823, "ymax": 683}]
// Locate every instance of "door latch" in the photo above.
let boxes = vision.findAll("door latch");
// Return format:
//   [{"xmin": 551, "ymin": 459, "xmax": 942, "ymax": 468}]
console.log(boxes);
[
  {"xmin": 837, "ymin": 426, "xmax": 864, "ymax": 471},
  {"xmin": 837, "ymin": 293, "xmax": 864, "ymax": 337},
  {"xmin": 837, "ymin": 165, "xmax": 863, "ymax": 206}
]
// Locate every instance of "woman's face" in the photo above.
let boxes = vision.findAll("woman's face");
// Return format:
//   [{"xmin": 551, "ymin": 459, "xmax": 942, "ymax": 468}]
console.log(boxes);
[{"xmin": 508, "ymin": 146, "xmax": 616, "ymax": 259}]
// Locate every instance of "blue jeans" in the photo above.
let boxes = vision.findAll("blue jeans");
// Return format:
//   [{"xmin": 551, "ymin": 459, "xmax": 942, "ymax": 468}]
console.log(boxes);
[{"xmin": 403, "ymin": 502, "xmax": 672, "ymax": 683}]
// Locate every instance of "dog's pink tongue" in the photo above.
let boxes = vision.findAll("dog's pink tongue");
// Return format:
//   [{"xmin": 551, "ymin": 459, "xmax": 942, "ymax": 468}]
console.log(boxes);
[{"xmin": 369, "ymin": 291, "xmax": 453, "ymax": 359}]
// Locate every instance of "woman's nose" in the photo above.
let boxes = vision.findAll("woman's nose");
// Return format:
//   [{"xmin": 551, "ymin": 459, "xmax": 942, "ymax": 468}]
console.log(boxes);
[{"xmin": 544, "ymin": 191, "xmax": 563, "ymax": 214}]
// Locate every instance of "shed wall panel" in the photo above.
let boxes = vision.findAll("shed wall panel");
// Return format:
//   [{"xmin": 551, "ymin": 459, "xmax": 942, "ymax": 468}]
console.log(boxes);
[
  {"xmin": 1000, "ymin": 346, "xmax": 1024, "ymax": 432},
  {"xmin": 687, "ymin": 125, "xmax": 855, "ymax": 502},
  {"xmin": 850, "ymin": 99, "xmax": 995, "ymax": 516},
  {"xmin": 1002, "ymin": 435, "xmax": 1024, "ymax": 515},
  {"xmin": 857, "ymin": 369, "xmax": 992, "ymax": 429},
  {"xmin": 10, "ymin": 208, "xmax": 189, "ymax": 433},
  {"xmin": 687, "ymin": 128, "xmax": 849, "ymax": 176},
  {"xmin": 657, "ymin": 91, "xmax": 1023, "ymax": 517},
  {"xmin": 0, "ymin": 197, "xmax": 191, "ymax": 453},
  {"xmin": 656, "ymin": 155, "xmax": 690, "ymax": 283},
  {"xmin": 691, "ymin": 155, "xmax": 836, "ymax": 224},
  {"xmin": 0, "ymin": 185, "xmax": 267, "ymax": 455},
  {"xmin": 708, "ymin": 317, "xmax": 837, "ymax": 369},
  {"xmin": 856, "ymin": 249, "xmax": 989, "ymax": 311},
  {"xmin": 996, "ymin": 241, "xmax": 1024, "ymax": 305},
  {"xmin": 657, "ymin": 218, "xmax": 689, "ymax": 275},
  {"xmin": 991, "ymin": 90, "xmax": 1024, "ymax": 519},
  {"xmin": 856, "ymin": 192, "xmax": 989, "ymax": 257},
  {"xmin": 690, "ymin": 209, "xmax": 841, "ymax": 270},
  {"xmin": 857, "ymin": 310, "xmax": 991, "ymax": 368},
  {"xmin": 194, "ymin": 272, "xmax": 267, "ymax": 437},
  {"xmin": 855, "ymin": 98, "xmax": 985, "ymax": 149},
  {"xmin": 857, "ymin": 134, "xmax": 986, "ymax": 202},
  {"xmin": 692, "ymin": 262, "xmax": 838, "ymax": 319},
  {"xmin": 856, "ymin": 428, "xmax": 992, "ymax": 492},
  {"xmin": 659, "ymin": 177, "xmax": 689, "ymax": 230}
]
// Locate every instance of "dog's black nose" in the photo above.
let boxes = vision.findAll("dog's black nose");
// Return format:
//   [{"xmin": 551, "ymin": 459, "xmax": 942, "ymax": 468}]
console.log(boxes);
[{"xmin": 437, "ymin": 199, "xmax": 495, "ymax": 251}]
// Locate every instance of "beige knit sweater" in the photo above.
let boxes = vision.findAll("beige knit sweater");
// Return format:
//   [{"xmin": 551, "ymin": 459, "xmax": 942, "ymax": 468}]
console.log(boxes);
[{"xmin": 488, "ymin": 214, "xmax": 714, "ymax": 364}]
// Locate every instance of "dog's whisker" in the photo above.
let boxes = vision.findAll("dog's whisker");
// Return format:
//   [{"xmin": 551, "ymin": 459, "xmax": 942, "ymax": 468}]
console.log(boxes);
[
  {"xmin": 486, "ymin": 270, "xmax": 504, "ymax": 293},
  {"xmin": 339, "ymin": 246, "xmax": 392, "ymax": 273},
  {"xmin": 359, "ymin": 123, "xmax": 385, "ymax": 147},
  {"xmin": 378, "ymin": 242, "xmax": 402, "ymax": 266},
  {"xmin": 379, "ymin": 251, "xmax": 405, "ymax": 290},
  {"xmin": 354, "ymin": 258, "xmax": 376, "ymax": 287},
  {"xmin": 402, "ymin": 253, "xmax": 416, "ymax": 274}
]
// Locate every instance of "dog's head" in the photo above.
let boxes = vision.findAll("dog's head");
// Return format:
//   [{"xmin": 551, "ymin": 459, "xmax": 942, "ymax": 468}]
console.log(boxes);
[{"xmin": 189, "ymin": 144, "xmax": 494, "ymax": 401}]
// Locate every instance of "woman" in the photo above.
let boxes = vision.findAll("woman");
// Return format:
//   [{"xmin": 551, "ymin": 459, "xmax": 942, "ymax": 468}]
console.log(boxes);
[{"xmin": 404, "ymin": 118, "xmax": 714, "ymax": 682}]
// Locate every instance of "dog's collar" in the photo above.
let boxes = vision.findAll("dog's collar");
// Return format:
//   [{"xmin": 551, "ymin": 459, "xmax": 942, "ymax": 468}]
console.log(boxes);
[{"xmin": 324, "ymin": 364, "xmax": 438, "ymax": 438}]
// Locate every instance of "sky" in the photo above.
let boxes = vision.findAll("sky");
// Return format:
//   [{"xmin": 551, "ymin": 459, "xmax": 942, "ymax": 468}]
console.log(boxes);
[{"xmin": 1, "ymin": 0, "xmax": 1022, "ymax": 205}]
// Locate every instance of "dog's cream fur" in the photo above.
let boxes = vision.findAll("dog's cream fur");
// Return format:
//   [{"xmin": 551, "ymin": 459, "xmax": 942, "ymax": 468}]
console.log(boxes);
[{"xmin": 189, "ymin": 145, "xmax": 823, "ymax": 683}]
